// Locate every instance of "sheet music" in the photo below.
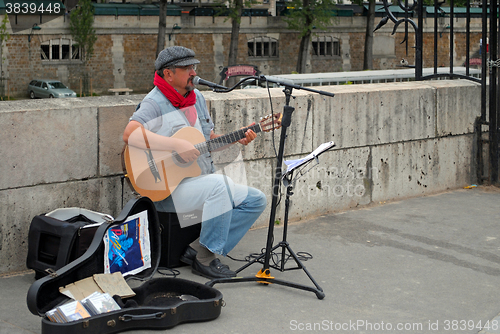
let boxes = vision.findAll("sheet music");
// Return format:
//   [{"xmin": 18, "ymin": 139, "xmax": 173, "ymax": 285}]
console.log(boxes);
[{"xmin": 284, "ymin": 141, "xmax": 335, "ymax": 175}]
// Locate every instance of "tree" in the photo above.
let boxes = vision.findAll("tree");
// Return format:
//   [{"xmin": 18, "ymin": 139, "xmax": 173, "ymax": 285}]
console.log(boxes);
[
  {"xmin": 213, "ymin": 0, "xmax": 255, "ymax": 87},
  {"xmin": 69, "ymin": 0, "xmax": 97, "ymax": 95},
  {"xmin": 156, "ymin": 0, "xmax": 168, "ymax": 57},
  {"xmin": 0, "ymin": 14, "xmax": 10, "ymax": 99},
  {"xmin": 227, "ymin": 0, "xmax": 243, "ymax": 85},
  {"xmin": 363, "ymin": 0, "xmax": 375, "ymax": 70},
  {"xmin": 352, "ymin": 0, "xmax": 376, "ymax": 70},
  {"xmin": 222, "ymin": 0, "xmax": 244, "ymax": 87},
  {"xmin": 69, "ymin": 0, "xmax": 97, "ymax": 64},
  {"xmin": 283, "ymin": 0, "xmax": 338, "ymax": 73}
]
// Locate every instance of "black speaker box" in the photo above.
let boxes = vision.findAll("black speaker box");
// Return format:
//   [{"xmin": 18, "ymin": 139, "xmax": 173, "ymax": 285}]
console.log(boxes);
[
  {"xmin": 27, "ymin": 213, "xmax": 106, "ymax": 279},
  {"xmin": 158, "ymin": 211, "xmax": 201, "ymax": 268}
]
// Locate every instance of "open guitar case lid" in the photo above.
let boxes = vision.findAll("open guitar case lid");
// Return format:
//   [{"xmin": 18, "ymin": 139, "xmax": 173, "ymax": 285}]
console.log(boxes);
[{"xmin": 26, "ymin": 197, "xmax": 223, "ymax": 334}]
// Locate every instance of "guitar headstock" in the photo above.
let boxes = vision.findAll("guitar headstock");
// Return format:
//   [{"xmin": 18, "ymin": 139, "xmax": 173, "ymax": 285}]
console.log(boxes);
[{"xmin": 259, "ymin": 113, "xmax": 282, "ymax": 132}]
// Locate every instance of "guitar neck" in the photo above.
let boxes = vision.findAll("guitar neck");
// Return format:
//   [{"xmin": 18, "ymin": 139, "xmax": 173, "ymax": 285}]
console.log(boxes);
[{"xmin": 196, "ymin": 123, "xmax": 262, "ymax": 154}]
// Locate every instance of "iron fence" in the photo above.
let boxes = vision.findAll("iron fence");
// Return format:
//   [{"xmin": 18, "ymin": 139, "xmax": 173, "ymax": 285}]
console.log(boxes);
[{"xmin": 378, "ymin": 0, "xmax": 499, "ymax": 185}]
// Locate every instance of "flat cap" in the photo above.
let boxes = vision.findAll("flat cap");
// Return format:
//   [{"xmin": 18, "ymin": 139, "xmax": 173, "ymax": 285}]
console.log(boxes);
[{"xmin": 155, "ymin": 46, "xmax": 200, "ymax": 70}]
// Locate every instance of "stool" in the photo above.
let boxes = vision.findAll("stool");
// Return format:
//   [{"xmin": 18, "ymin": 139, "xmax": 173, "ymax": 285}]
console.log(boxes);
[{"xmin": 158, "ymin": 211, "xmax": 202, "ymax": 268}]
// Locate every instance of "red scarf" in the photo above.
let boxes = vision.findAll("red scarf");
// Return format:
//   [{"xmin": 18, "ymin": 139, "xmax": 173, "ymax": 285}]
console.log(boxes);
[{"xmin": 153, "ymin": 73, "xmax": 197, "ymax": 126}]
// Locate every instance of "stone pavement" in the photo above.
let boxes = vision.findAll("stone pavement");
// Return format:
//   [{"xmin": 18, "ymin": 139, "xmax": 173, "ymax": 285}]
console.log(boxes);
[{"xmin": 1, "ymin": 186, "xmax": 500, "ymax": 334}]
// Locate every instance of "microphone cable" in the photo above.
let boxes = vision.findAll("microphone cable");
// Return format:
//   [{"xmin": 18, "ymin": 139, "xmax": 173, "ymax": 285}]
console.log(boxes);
[
  {"xmin": 265, "ymin": 80, "xmax": 284, "ymax": 207},
  {"xmin": 157, "ymin": 267, "xmax": 180, "ymax": 278},
  {"xmin": 266, "ymin": 79, "xmax": 279, "ymax": 159},
  {"xmin": 227, "ymin": 248, "xmax": 313, "ymax": 269}
]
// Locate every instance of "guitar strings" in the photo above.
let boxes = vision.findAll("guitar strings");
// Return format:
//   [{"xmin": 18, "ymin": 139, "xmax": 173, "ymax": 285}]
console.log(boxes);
[{"xmin": 203, "ymin": 125, "xmax": 261, "ymax": 153}]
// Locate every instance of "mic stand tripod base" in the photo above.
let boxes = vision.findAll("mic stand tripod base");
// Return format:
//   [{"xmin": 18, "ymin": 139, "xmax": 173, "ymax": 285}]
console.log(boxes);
[
  {"xmin": 207, "ymin": 174, "xmax": 326, "ymax": 300},
  {"xmin": 207, "ymin": 272, "xmax": 325, "ymax": 300}
]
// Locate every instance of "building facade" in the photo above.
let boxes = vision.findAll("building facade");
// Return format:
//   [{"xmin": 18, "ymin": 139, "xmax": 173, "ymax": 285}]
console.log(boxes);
[{"xmin": 3, "ymin": 6, "xmax": 482, "ymax": 98}]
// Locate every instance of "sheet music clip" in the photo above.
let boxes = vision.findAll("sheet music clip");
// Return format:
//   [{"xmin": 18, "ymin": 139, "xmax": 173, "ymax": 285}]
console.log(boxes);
[{"xmin": 282, "ymin": 141, "xmax": 336, "ymax": 186}]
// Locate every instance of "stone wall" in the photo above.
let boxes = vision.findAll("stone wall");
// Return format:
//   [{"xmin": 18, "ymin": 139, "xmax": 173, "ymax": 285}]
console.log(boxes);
[{"xmin": 0, "ymin": 79, "xmax": 481, "ymax": 274}]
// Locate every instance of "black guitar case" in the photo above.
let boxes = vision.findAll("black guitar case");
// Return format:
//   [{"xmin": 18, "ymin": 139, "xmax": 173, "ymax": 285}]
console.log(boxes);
[{"xmin": 26, "ymin": 197, "xmax": 223, "ymax": 334}]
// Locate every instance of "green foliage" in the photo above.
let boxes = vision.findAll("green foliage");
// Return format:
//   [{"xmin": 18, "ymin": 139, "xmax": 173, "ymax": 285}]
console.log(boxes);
[
  {"xmin": 214, "ymin": 0, "xmax": 258, "ymax": 23},
  {"xmin": 422, "ymin": 0, "xmax": 468, "ymax": 7},
  {"xmin": 283, "ymin": 0, "xmax": 339, "ymax": 38},
  {"xmin": 0, "ymin": 14, "xmax": 10, "ymax": 68},
  {"xmin": 452, "ymin": 0, "xmax": 468, "ymax": 6},
  {"xmin": 69, "ymin": 0, "xmax": 97, "ymax": 63},
  {"xmin": 0, "ymin": 14, "xmax": 10, "ymax": 99},
  {"xmin": 0, "ymin": 14, "xmax": 10, "ymax": 47}
]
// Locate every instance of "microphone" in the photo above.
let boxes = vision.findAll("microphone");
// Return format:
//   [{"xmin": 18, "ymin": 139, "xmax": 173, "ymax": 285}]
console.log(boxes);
[
  {"xmin": 192, "ymin": 76, "xmax": 227, "ymax": 90},
  {"xmin": 259, "ymin": 75, "xmax": 335, "ymax": 98},
  {"xmin": 260, "ymin": 75, "xmax": 295, "ymax": 87}
]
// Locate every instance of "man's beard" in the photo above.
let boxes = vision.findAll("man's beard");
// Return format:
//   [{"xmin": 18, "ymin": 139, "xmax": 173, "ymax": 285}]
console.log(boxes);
[{"xmin": 185, "ymin": 76, "xmax": 195, "ymax": 92}]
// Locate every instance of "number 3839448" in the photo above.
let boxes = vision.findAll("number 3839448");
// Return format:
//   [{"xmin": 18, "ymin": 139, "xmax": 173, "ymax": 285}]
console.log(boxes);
[{"xmin": 5, "ymin": 1, "xmax": 62, "ymax": 14}]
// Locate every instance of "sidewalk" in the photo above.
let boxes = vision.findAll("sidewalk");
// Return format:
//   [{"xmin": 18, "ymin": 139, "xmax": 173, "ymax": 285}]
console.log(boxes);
[{"xmin": 1, "ymin": 186, "xmax": 500, "ymax": 334}]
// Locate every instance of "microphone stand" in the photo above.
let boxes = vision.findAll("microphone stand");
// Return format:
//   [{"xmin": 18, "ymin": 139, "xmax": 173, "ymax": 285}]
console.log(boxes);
[{"xmin": 206, "ymin": 76, "xmax": 334, "ymax": 299}]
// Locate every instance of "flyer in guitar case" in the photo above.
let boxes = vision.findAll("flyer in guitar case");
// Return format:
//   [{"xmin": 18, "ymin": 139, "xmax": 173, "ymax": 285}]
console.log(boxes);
[{"xmin": 103, "ymin": 210, "xmax": 151, "ymax": 277}]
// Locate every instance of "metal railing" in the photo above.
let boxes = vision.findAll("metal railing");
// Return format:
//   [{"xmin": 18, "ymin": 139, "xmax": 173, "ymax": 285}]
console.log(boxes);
[
  {"xmin": 269, "ymin": 67, "xmax": 481, "ymax": 87},
  {"xmin": 377, "ymin": 0, "xmax": 499, "ymax": 185}
]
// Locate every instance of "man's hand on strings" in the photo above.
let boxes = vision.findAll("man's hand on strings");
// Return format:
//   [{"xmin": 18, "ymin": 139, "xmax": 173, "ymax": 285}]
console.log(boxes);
[
  {"xmin": 238, "ymin": 122, "xmax": 257, "ymax": 146},
  {"xmin": 174, "ymin": 139, "xmax": 200, "ymax": 162}
]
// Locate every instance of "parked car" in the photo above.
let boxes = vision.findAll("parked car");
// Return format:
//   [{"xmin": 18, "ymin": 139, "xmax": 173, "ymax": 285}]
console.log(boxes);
[{"xmin": 28, "ymin": 79, "xmax": 77, "ymax": 99}]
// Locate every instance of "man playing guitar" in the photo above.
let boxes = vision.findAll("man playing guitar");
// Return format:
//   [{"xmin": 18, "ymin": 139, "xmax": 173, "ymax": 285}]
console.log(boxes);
[{"xmin": 122, "ymin": 46, "xmax": 267, "ymax": 279}]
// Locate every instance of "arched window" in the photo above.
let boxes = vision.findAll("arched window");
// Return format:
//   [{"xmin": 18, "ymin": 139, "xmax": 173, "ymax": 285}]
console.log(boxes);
[
  {"xmin": 248, "ymin": 37, "xmax": 278, "ymax": 58},
  {"xmin": 41, "ymin": 38, "xmax": 80, "ymax": 61},
  {"xmin": 312, "ymin": 36, "xmax": 340, "ymax": 57}
]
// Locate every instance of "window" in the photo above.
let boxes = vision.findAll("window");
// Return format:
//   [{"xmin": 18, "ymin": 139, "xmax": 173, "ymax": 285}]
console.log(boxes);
[
  {"xmin": 312, "ymin": 36, "xmax": 340, "ymax": 57},
  {"xmin": 41, "ymin": 38, "xmax": 81, "ymax": 61},
  {"xmin": 248, "ymin": 37, "xmax": 278, "ymax": 58}
]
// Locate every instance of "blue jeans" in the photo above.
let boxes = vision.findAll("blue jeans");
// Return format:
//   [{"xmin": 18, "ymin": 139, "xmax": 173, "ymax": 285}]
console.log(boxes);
[{"xmin": 155, "ymin": 174, "xmax": 267, "ymax": 256}]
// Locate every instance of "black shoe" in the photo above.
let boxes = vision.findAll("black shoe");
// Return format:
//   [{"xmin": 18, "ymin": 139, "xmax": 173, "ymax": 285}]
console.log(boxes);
[
  {"xmin": 192, "ymin": 258, "xmax": 236, "ymax": 279},
  {"xmin": 180, "ymin": 246, "xmax": 197, "ymax": 265}
]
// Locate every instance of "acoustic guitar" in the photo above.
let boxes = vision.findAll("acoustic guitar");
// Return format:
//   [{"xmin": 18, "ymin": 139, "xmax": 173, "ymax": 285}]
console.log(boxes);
[{"xmin": 122, "ymin": 113, "xmax": 282, "ymax": 201}]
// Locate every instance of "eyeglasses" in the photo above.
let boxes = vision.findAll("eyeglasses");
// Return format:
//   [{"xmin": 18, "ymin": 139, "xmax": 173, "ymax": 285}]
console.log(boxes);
[{"xmin": 175, "ymin": 64, "xmax": 197, "ymax": 71}]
